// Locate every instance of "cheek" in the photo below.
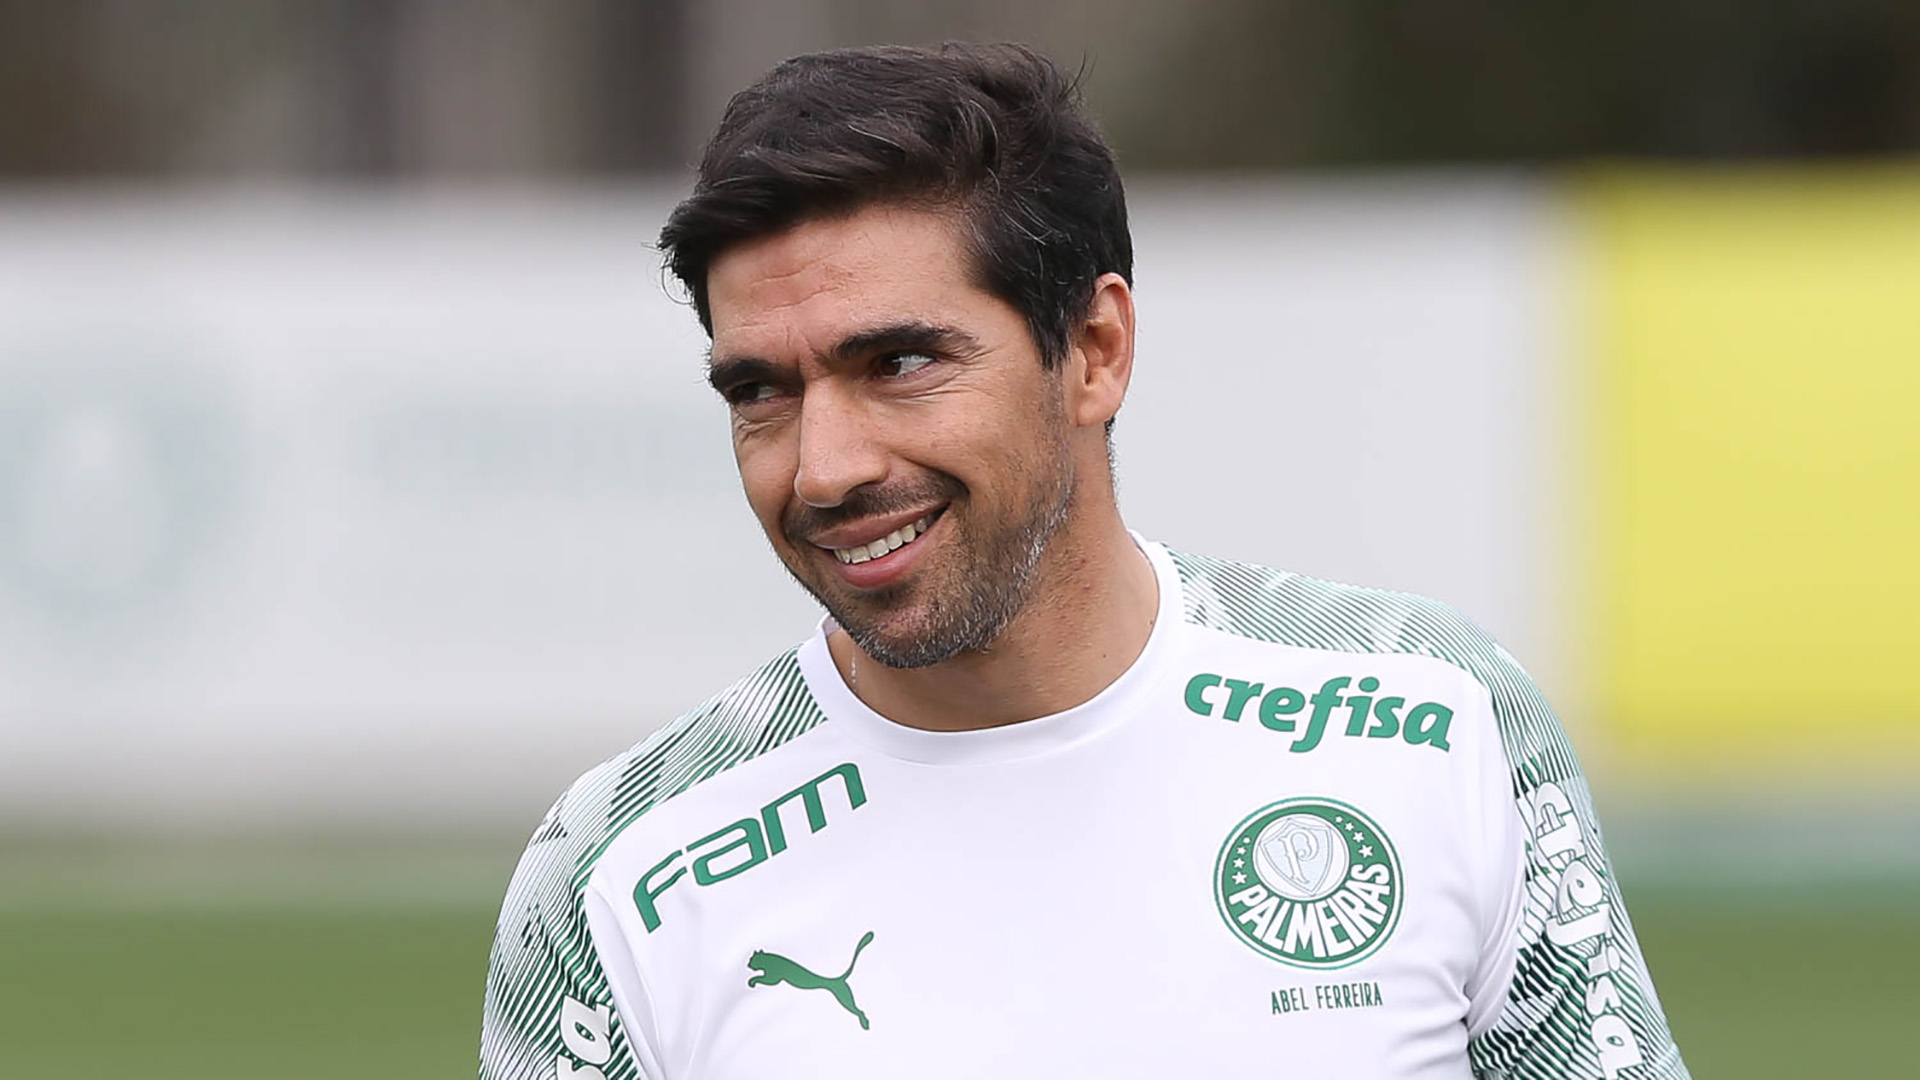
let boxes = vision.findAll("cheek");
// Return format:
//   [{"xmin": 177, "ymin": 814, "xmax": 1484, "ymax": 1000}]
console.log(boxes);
[
  {"xmin": 733, "ymin": 439, "xmax": 795, "ymax": 532},
  {"xmin": 921, "ymin": 394, "xmax": 1045, "ymax": 470},
  {"xmin": 975, "ymin": 391, "xmax": 1065, "ymax": 467},
  {"xmin": 912, "ymin": 387, "xmax": 1029, "ymax": 463}
]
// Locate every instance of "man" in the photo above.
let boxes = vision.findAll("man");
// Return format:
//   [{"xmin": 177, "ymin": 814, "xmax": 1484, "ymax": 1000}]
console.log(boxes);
[{"xmin": 481, "ymin": 43, "xmax": 1687, "ymax": 1080}]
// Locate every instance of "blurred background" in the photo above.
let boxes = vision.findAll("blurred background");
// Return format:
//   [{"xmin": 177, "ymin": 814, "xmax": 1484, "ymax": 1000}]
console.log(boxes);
[{"xmin": 2, "ymin": 1, "xmax": 1917, "ymax": 1076}]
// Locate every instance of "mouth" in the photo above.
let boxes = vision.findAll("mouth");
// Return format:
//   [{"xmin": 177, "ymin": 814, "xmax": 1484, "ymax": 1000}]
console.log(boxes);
[{"xmin": 824, "ymin": 508, "xmax": 945, "ymax": 565}]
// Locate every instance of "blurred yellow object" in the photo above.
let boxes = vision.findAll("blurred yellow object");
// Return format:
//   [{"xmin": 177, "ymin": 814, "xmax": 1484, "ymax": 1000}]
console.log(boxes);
[{"xmin": 1582, "ymin": 164, "xmax": 1920, "ymax": 786}]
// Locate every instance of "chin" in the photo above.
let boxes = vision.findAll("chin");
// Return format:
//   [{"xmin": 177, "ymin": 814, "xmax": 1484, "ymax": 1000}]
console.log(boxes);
[{"xmin": 833, "ymin": 601, "xmax": 951, "ymax": 667}]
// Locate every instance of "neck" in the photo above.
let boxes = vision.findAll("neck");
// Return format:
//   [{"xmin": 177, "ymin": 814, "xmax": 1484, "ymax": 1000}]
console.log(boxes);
[{"xmin": 831, "ymin": 505, "xmax": 1159, "ymax": 732}]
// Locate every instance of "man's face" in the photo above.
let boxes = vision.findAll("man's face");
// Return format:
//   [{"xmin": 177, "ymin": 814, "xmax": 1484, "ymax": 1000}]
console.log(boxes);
[{"xmin": 705, "ymin": 204, "xmax": 1077, "ymax": 668}]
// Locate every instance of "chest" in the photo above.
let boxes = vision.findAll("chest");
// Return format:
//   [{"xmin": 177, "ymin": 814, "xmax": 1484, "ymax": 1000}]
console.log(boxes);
[{"xmin": 602, "ymin": 734, "xmax": 1489, "ymax": 1079}]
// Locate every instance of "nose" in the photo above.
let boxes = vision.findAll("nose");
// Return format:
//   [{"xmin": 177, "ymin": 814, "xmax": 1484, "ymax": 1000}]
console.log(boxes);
[{"xmin": 792, "ymin": 383, "xmax": 888, "ymax": 508}]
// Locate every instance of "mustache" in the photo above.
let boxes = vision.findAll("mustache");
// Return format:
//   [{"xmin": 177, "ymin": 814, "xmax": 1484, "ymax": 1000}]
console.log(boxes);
[{"xmin": 783, "ymin": 474, "xmax": 965, "ymax": 545}]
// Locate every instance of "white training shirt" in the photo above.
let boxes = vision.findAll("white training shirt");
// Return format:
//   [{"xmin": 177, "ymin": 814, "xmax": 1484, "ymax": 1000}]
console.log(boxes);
[{"xmin": 481, "ymin": 539, "xmax": 1689, "ymax": 1080}]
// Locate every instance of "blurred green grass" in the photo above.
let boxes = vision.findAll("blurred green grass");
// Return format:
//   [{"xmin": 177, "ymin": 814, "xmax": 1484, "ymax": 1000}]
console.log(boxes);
[
  {"xmin": 1630, "ymin": 883, "xmax": 1920, "ymax": 1079},
  {"xmin": 0, "ymin": 908, "xmax": 494, "ymax": 1079},
  {"xmin": 1, "ymin": 876, "xmax": 1915, "ymax": 1078}
]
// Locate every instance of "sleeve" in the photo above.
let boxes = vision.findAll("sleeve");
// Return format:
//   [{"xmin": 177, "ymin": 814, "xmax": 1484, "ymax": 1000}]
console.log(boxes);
[
  {"xmin": 480, "ymin": 780, "xmax": 657, "ymax": 1080},
  {"xmin": 1461, "ymin": 639, "xmax": 1690, "ymax": 1080}
]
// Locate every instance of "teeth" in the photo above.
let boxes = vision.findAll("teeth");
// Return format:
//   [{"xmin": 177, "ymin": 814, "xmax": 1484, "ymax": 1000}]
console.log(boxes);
[{"xmin": 830, "ymin": 514, "xmax": 936, "ymax": 565}]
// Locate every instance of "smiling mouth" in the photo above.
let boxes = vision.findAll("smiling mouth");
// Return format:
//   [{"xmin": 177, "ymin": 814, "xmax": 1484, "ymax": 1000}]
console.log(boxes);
[{"xmin": 826, "ymin": 509, "xmax": 943, "ymax": 565}]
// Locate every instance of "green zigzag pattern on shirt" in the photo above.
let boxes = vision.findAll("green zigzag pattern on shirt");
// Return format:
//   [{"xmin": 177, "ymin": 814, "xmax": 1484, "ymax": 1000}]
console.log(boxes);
[
  {"xmin": 1167, "ymin": 546, "xmax": 1688, "ymax": 1080},
  {"xmin": 480, "ymin": 649, "xmax": 826, "ymax": 1080}
]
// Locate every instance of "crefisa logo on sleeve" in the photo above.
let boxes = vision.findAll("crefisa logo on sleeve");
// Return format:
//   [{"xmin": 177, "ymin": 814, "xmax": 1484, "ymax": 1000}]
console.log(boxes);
[{"xmin": 1214, "ymin": 798, "xmax": 1402, "ymax": 968}]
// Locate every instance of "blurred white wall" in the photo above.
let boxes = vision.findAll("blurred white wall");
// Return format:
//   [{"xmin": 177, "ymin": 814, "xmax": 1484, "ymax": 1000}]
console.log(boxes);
[{"xmin": 0, "ymin": 179, "xmax": 1569, "ymax": 831}]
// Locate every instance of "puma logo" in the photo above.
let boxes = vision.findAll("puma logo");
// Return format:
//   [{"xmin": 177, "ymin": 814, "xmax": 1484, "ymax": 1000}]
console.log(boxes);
[{"xmin": 745, "ymin": 931, "xmax": 876, "ymax": 1029}]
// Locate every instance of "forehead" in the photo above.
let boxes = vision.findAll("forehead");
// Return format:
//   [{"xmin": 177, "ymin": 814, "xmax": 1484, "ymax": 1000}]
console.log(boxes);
[{"xmin": 706, "ymin": 205, "xmax": 988, "ymax": 353}]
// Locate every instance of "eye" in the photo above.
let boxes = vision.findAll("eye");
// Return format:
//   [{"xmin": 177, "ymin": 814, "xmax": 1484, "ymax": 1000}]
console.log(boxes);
[
  {"xmin": 723, "ymin": 381, "xmax": 781, "ymax": 406},
  {"xmin": 876, "ymin": 352, "xmax": 936, "ymax": 378}
]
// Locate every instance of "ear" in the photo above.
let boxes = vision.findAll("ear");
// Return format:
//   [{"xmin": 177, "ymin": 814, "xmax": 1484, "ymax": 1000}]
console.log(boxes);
[{"xmin": 1065, "ymin": 272, "xmax": 1136, "ymax": 430}]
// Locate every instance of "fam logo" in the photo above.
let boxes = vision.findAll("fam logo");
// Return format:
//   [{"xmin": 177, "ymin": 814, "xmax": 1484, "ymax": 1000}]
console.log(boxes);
[
  {"xmin": 1214, "ymin": 798, "xmax": 1402, "ymax": 969},
  {"xmin": 634, "ymin": 763, "xmax": 866, "ymax": 933}
]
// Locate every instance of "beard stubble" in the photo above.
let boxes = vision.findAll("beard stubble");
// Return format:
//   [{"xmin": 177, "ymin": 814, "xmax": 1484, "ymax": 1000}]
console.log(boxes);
[{"xmin": 777, "ymin": 420, "xmax": 1077, "ymax": 670}]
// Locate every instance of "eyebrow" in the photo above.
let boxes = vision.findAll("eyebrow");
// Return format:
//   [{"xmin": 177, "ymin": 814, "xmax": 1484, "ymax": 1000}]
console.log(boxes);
[
  {"xmin": 831, "ymin": 321, "xmax": 983, "ymax": 362},
  {"xmin": 705, "ymin": 354, "xmax": 783, "ymax": 394},
  {"xmin": 706, "ymin": 321, "xmax": 983, "ymax": 393}
]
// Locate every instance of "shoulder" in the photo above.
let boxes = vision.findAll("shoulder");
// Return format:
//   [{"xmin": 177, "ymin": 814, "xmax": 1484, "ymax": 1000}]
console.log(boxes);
[
  {"xmin": 511, "ymin": 646, "xmax": 829, "ymax": 903},
  {"xmin": 1166, "ymin": 544, "xmax": 1578, "ymax": 783},
  {"xmin": 484, "ymin": 650, "xmax": 826, "ymax": 1075},
  {"xmin": 1167, "ymin": 546, "xmax": 1511, "ymax": 675}
]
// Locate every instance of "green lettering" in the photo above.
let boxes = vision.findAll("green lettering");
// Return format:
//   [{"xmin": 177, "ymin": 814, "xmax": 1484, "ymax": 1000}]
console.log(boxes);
[
  {"xmin": 1344, "ymin": 677, "xmax": 1380, "ymax": 736},
  {"xmin": 642, "ymin": 762, "xmax": 869, "ymax": 934},
  {"xmin": 1184, "ymin": 673, "xmax": 1223, "ymax": 715},
  {"xmin": 1221, "ymin": 679, "xmax": 1266, "ymax": 722},
  {"xmin": 1293, "ymin": 677, "xmax": 1349, "ymax": 753},
  {"xmin": 762, "ymin": 762, "xmax": 867, "ymax": 853},
  {"xmin": 1367, "ymin": 696, "xmax": 1405, "ymax": 738},
  {"xmin": 633, "ymin": 850, "xmax": 686, "ymax": 933},
  {"xmin": 1258, "ymin": 686, "xmax": 1306, "ymax": 731},
  {"xmin": 1403, "ymin": 702, "xmax": 1454, "ymax": 751},
  {"xmin": 690, "ymin": 818, "xmax": 769, "ymax": 885}
]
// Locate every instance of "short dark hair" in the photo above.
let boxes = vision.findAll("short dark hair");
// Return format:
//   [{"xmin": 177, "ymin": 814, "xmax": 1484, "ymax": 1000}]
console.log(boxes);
[{"xmin": 659, "ymin": 42, "xmax": 1131, "ymax": 371}]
